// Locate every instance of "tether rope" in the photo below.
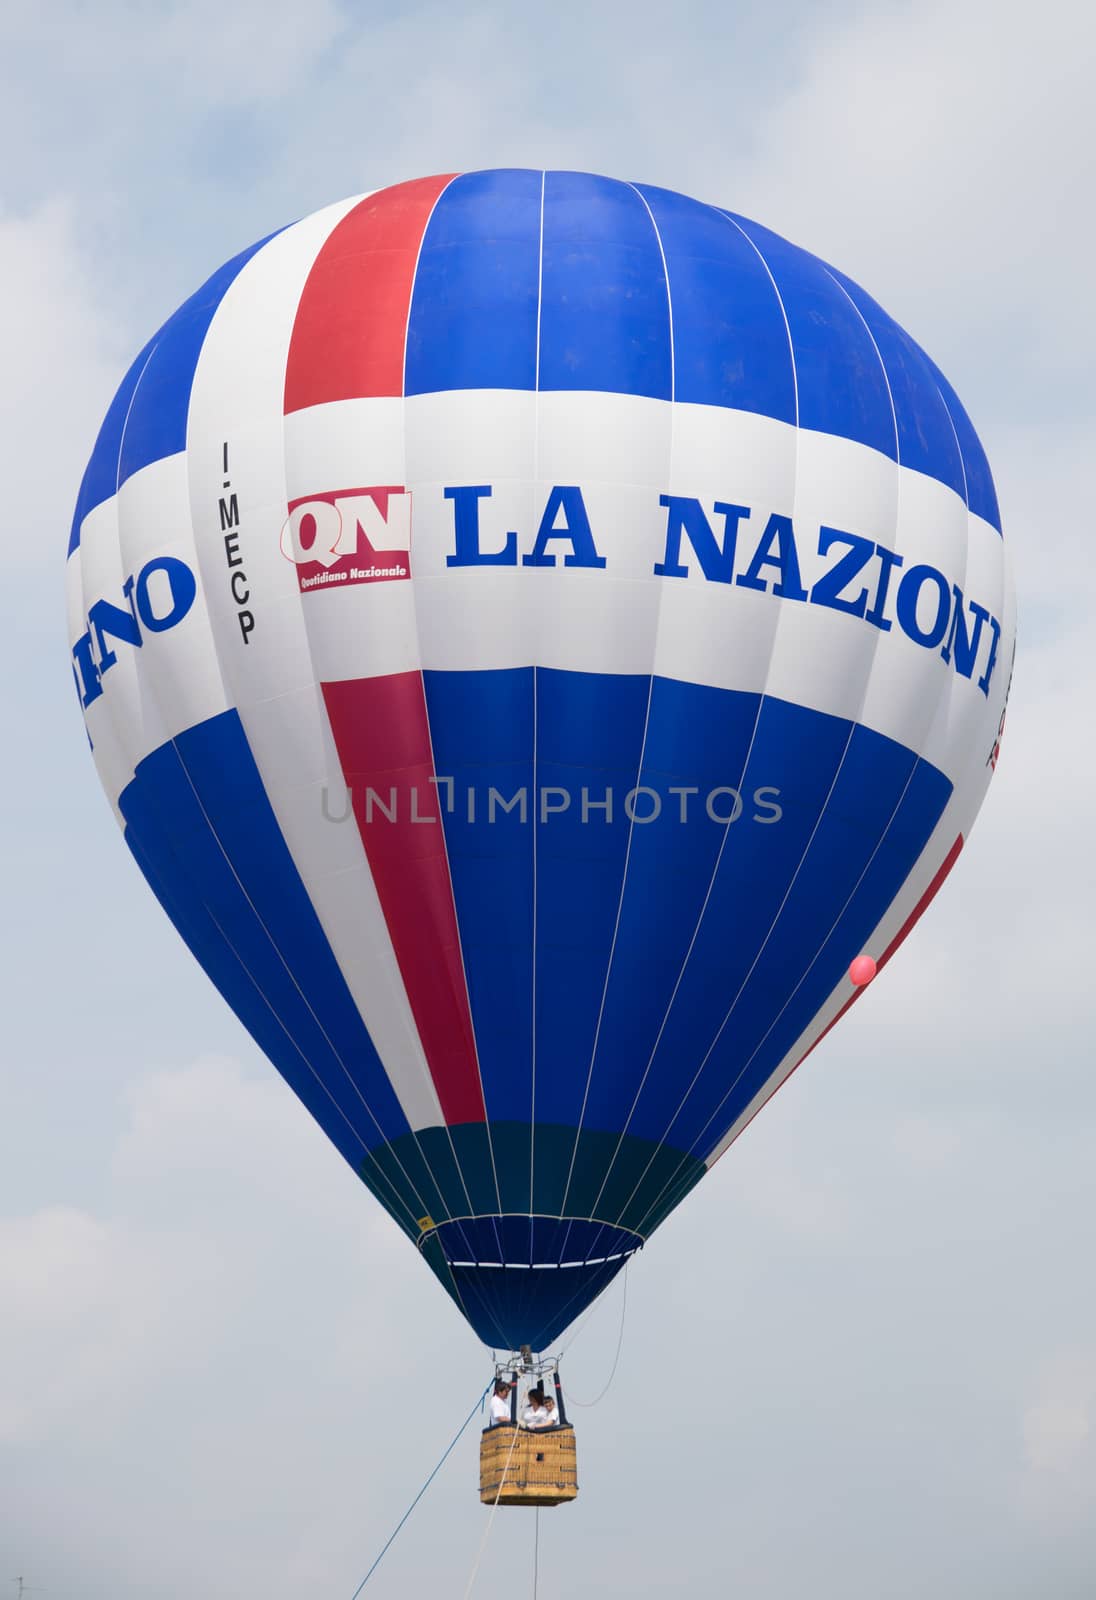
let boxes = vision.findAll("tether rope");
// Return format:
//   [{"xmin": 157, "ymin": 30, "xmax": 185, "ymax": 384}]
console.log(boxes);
[
  {"xmin": 462, "ymin": 1422, "xmax": 523, "ymax": 1598},
  {"xmin": 561, "ymin": 1262, "xmax": 629, "ymax": 1409},
  {"xmin": 348, "ymin": 1381, "xmax": 492, "ymax": 1597}
]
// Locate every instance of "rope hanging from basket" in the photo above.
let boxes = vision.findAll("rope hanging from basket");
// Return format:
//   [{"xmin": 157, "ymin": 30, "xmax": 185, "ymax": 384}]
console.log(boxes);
[
  {"xmin": 347, "ymin": 1380, "xmax": 492, "ymax": 1597},
  {"xmin": 560, "ymin": 1261, "xmax": 630, "ymax": 1408},
  {"xmin": 462, "ymin": 1423, "xmax": 523, "ymax": 1598},
  {"xmin": 533, "ymin": 1505, "xmax": 540, "ymax": 1599}
]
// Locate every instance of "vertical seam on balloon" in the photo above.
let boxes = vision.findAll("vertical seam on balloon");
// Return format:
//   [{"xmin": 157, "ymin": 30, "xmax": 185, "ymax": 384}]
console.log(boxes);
[
  {"xmin": 257, "ymin": 200, "xmax": 453, "ymax": 1148},
  {"xmin": 401, "ymin": 174, "xmax": 458, "ymax": 398},
  {"xmin": 683, "ymin": 754, "xmax": 931, "ymax": 1164},
  {"xmin": 433, "ymin": 1215, "xmax": 486, "ymax": 1302},
  {"xmin": 822, "ymin": 267, "xmax": 901, "ymax": 468},
  {"xmin": 932, "ymin": 379, "xmax": 970, "ymax": 510},
  {"xmin": 722, "ymin": 212, "xmax": 800, "ymax": 424},
  {"xmin": 402, "ymin": 176, "xmax": 495, "ymax": 1233},
  {"xmin": 615, "ymin": 241, "xmax": 899, "ymax": 1236},
  {"xmin": 280, "ymin": 187, "xmax": 474, "ymax": 1224},
  {"xmin": 698, "ymin": 793, "xmax": 962, "ymax": 1176},
  {"xmin": 534, "ymin": 170, "xmax": 546, "ymax": 395},
  {"xmin": 583, "ymin": 205, "xmax": 804, "ymax": 1247},
  {"xmin": 530, "ymin": 1252, "xmax": 632, "ymax": 1344},
  {"xmin": 624, "ymin": 256, "xmax": 943, "ymax": 1238},
  {"xmin": 156, "ymin": 536, "xmax": 441, "ymax": 1224},
  {"xmin": 109, "ymin": 423, "xmax": 432, "ymax": 1230},
  {"xmin": 217, "ymin": 204, "xmax": 455, "ymax": 1217},
  {"xmin": 113, "ymin": 340, "xmax": 160, "ymax": 498},
  {"xmin": 162, "ymin": 853, "xmax": 423, "ymax": 1230},
  {"xmin": 927, "ymin": 374, "xmax": 1001, "ymax": 833},
  {"xmin": 79, "ymin": 491, "xmax": 166, "ymax": 834},
  {"xmin": 555, "ymin": 180, "xmax": 674, "ymax": 1235},
  {"xmin": 79, "ymin": 489, "xmax": 171, "ymax": 838},
  {"xmin": 400, "ymin": 172, "xmax": 506, "ymax": 1238},
  {"xmin": 621, "ymin": 715, "xmax": 861, "ymax": 1234},
  {"xmin": 864, "ymin": 366, "xmax": 995, "ymax": 994},
  {"xmin": 420, "ymin": 1237, "xmax": 478, "ymax": 1332},
  {"xmin": 605, "ymin": 217, "xmax": 915, "ymax": 1242},
  {"xmin": 169, "ymin": 734, "xmax": 441, "ymax": 1227},
  {"xmin": 162, "ymin": 219, "xmax": 450, "ymax": 1227},
  {"xmin": 704, "ymin": 827, "xmax": 964, "ymax": 1175},
  {"xmin": 529, "ymin": 169, "xmax": 547, "ymax": 1238},
  {"xmin": 83, "ymin": 341, "xmax": 162, "ymax": 791},
  {"xmin": 276, "ymin": 219, "xmax": 469, "ymax": 1207},
  {"xmin": 657, "ymin": 264, "xmax": 924, "ymax": 1172}
]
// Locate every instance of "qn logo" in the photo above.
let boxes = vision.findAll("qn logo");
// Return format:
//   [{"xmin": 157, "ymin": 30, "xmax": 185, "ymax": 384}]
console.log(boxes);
[{"xmin": 280, "ymin": 487, "xmax": 411, "ymax": 594}]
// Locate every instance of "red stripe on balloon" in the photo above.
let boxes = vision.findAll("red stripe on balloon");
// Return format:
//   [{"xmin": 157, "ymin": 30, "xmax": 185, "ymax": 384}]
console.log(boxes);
[
  {"xmin": 284, "ymin": 174, "xmax": 457, "ymax": 411},
  {"xmin": 712, "ymin": 832, "xmax": 966, "ymax": 1159},
  {"xmin": 321, "ymin": 671, "xmax": 486, "ymax": 1126},
  {"xmin": 870, "ymin": 832, "xmax": 965, "ymax": 975}
]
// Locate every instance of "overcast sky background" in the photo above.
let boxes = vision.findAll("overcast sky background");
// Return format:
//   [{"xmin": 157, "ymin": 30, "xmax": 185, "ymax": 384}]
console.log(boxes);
[{"xmin": 1, "ymin": 1, "xmax": 1094, "ymax": 1595}]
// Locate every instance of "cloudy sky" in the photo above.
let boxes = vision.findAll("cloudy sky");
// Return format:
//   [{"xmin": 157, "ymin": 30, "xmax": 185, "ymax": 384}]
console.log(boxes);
[{"xmin": 2, "ymin": 1, "xmax": 1094, "ymax": 1594}]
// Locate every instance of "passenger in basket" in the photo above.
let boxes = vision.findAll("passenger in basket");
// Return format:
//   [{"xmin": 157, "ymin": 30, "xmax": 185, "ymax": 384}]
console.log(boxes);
[
  {"xmin": 522, "ymin": 1388, "xmax": 549, "ymax": 1429},
  {"xmin": 489, "ymin": 1378, "xmax": 515, "ymax": 1426},
  {"xmin": 540, "ymin": 1395, "xmax": 558, "ymax": 1428}
]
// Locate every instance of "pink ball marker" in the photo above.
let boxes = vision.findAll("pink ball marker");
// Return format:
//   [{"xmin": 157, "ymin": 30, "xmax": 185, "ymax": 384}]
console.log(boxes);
[{"xmin": 849, "ymin": 954, "xmax": 877, "ymax": 987}]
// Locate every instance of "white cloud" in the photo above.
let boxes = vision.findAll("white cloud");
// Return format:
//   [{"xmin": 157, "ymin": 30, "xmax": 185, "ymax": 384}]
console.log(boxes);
[
  {"xmin": 0, "ymin": 1056, "xmax": 415, "ymax": 1455},
  {"xmin": 0, "ymin": 200, "xmax": 127, "ymax": 571},
  {"xmin": 0, "ymin": 1054, "xmax": 486, "ymax": 1596},
  {"xmin": 891, "ymin": 1113, "xmax": 961, "ymax": 1166},
  {"xmin": 731, "ymin": 0, "xmax": 1096, "ymax": 407},
  {"xmin": 5, "ymin": 2, "xmax": 1096, "ymax": 1594},
  {"xmin": 1020, "ymin": 1351, "xmax": 1096, "ymax": 1532},
  {"xmin": 1024, "ymin": 1356, "xmax": 1095, "ymax": 1473},
  {"xmin": 152, "ymin": 0, "xmax": 345, "ymax": 103},
  {"xmin": 0, "ymin": 1203, "xmax": 226, "ymax": 1445},
  {"xmin": 3, "ymin": 0, "xmax": 344, "ymax": 106},
  {"xmin": 713, "ymin": 1092, "xmax": 855, "ymax": 1243}
]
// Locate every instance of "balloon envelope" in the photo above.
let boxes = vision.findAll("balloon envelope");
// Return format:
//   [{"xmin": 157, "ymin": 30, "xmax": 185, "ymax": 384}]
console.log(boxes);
[{"xmin": 68, "ymin": 171, "xmax": 1015, "ymax": 1350}]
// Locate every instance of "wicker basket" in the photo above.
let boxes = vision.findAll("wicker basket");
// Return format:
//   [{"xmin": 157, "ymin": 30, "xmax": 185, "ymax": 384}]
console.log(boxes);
[{"xmin": 479, "ymin": 1425, "xmax": 579, "ymax": 1507}]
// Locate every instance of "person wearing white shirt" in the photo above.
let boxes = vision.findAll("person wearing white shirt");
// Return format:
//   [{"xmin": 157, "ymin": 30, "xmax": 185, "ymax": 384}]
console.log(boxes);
[
  {"xmin": 489, "ymin": 1379, "xmax": 515, "ymax": 1426},
  {"xmin": 522, "ymin": 1390, "xmax": 549, "ymax": 1429}
]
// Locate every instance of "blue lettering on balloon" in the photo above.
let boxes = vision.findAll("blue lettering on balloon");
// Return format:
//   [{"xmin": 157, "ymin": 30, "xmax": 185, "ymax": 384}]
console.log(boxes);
[
  {"xmin": 88, "ymin": 595, "xmax": 141, "ymax": 675},
  {"xmin": 444, "ymin": 484, "xmax": 517, "ymax": 567},
  {"xmin": 134, "ymin": 556, "xmax": 197, "ymax": 633},
  {"xmin": 72, "ymin": 555, "xmax": 198, "ymax": 707},
  {"xmin": 976, "ymin": 613, "xmax": 1002, "ymax": 697},
  {"xmin": 809, "ymin": 527, "xmax": 875, "ymax": 617},
  {"xmin": 522, "ymin": 485, "xmax": 606, "ymax": 569},
  {"xmin": 735, "ymin": 513, "xmax": 808, "ymax": 600},
  {"xmin": 939, "ymin": 585, "xmax": 991, "ymax": 683},
  {"xmin": 863, "ymin": 545, "xmax": 904, "ymax": 632},
  {"xmin": 71, "ymin": 630, "xmax": 103, "ymax": 707},
  {"xmin": 436, "ymin": 484, "xmax": 1002, "ymax": 696},
  {"xmin": 654, "ymin": 496, "xmax": 750, "ymax": 583},
  {"xmin": 895, "ymin": 564, "xmax": 952, "ymax": 649}
]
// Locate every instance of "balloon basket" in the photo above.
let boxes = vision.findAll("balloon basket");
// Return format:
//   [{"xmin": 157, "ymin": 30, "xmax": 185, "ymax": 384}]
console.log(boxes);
[{"xmin": 479, "ymin": 1424, "xmax": 578, "ymax": 1507}]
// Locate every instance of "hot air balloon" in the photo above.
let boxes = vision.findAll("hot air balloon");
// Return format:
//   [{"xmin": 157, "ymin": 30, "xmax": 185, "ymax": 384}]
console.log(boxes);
[{"xmin": 67, "ymin": 170, "xmax": 1015, "ymax": 1373}]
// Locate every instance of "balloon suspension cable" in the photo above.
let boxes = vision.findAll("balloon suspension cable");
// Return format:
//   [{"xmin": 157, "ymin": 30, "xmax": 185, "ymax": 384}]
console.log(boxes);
[
  {"xmin": 558, "ymin": 1254, "xmax": 630, "ymax": 1359},
  {"xmin": 462, "ymin": 1422, "xmax": 523, "ymax": 1600},
  {"xmin": 559, "ymin": 1261, "xmax": 630, "ymax": 1408},
  {"xmin": 492, "ymin": 1347, "xmax": 561, "ymax": 1388},
  {"xmin": 347, "ymin": 1380, "xmax": 492, "ymax": 1597}
]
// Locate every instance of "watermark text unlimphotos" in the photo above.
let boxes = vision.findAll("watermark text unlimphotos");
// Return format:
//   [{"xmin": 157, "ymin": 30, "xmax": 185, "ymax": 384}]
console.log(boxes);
[{"xmin": 321, "ymin": 780, "xmax": 783, "ymax": 826}]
